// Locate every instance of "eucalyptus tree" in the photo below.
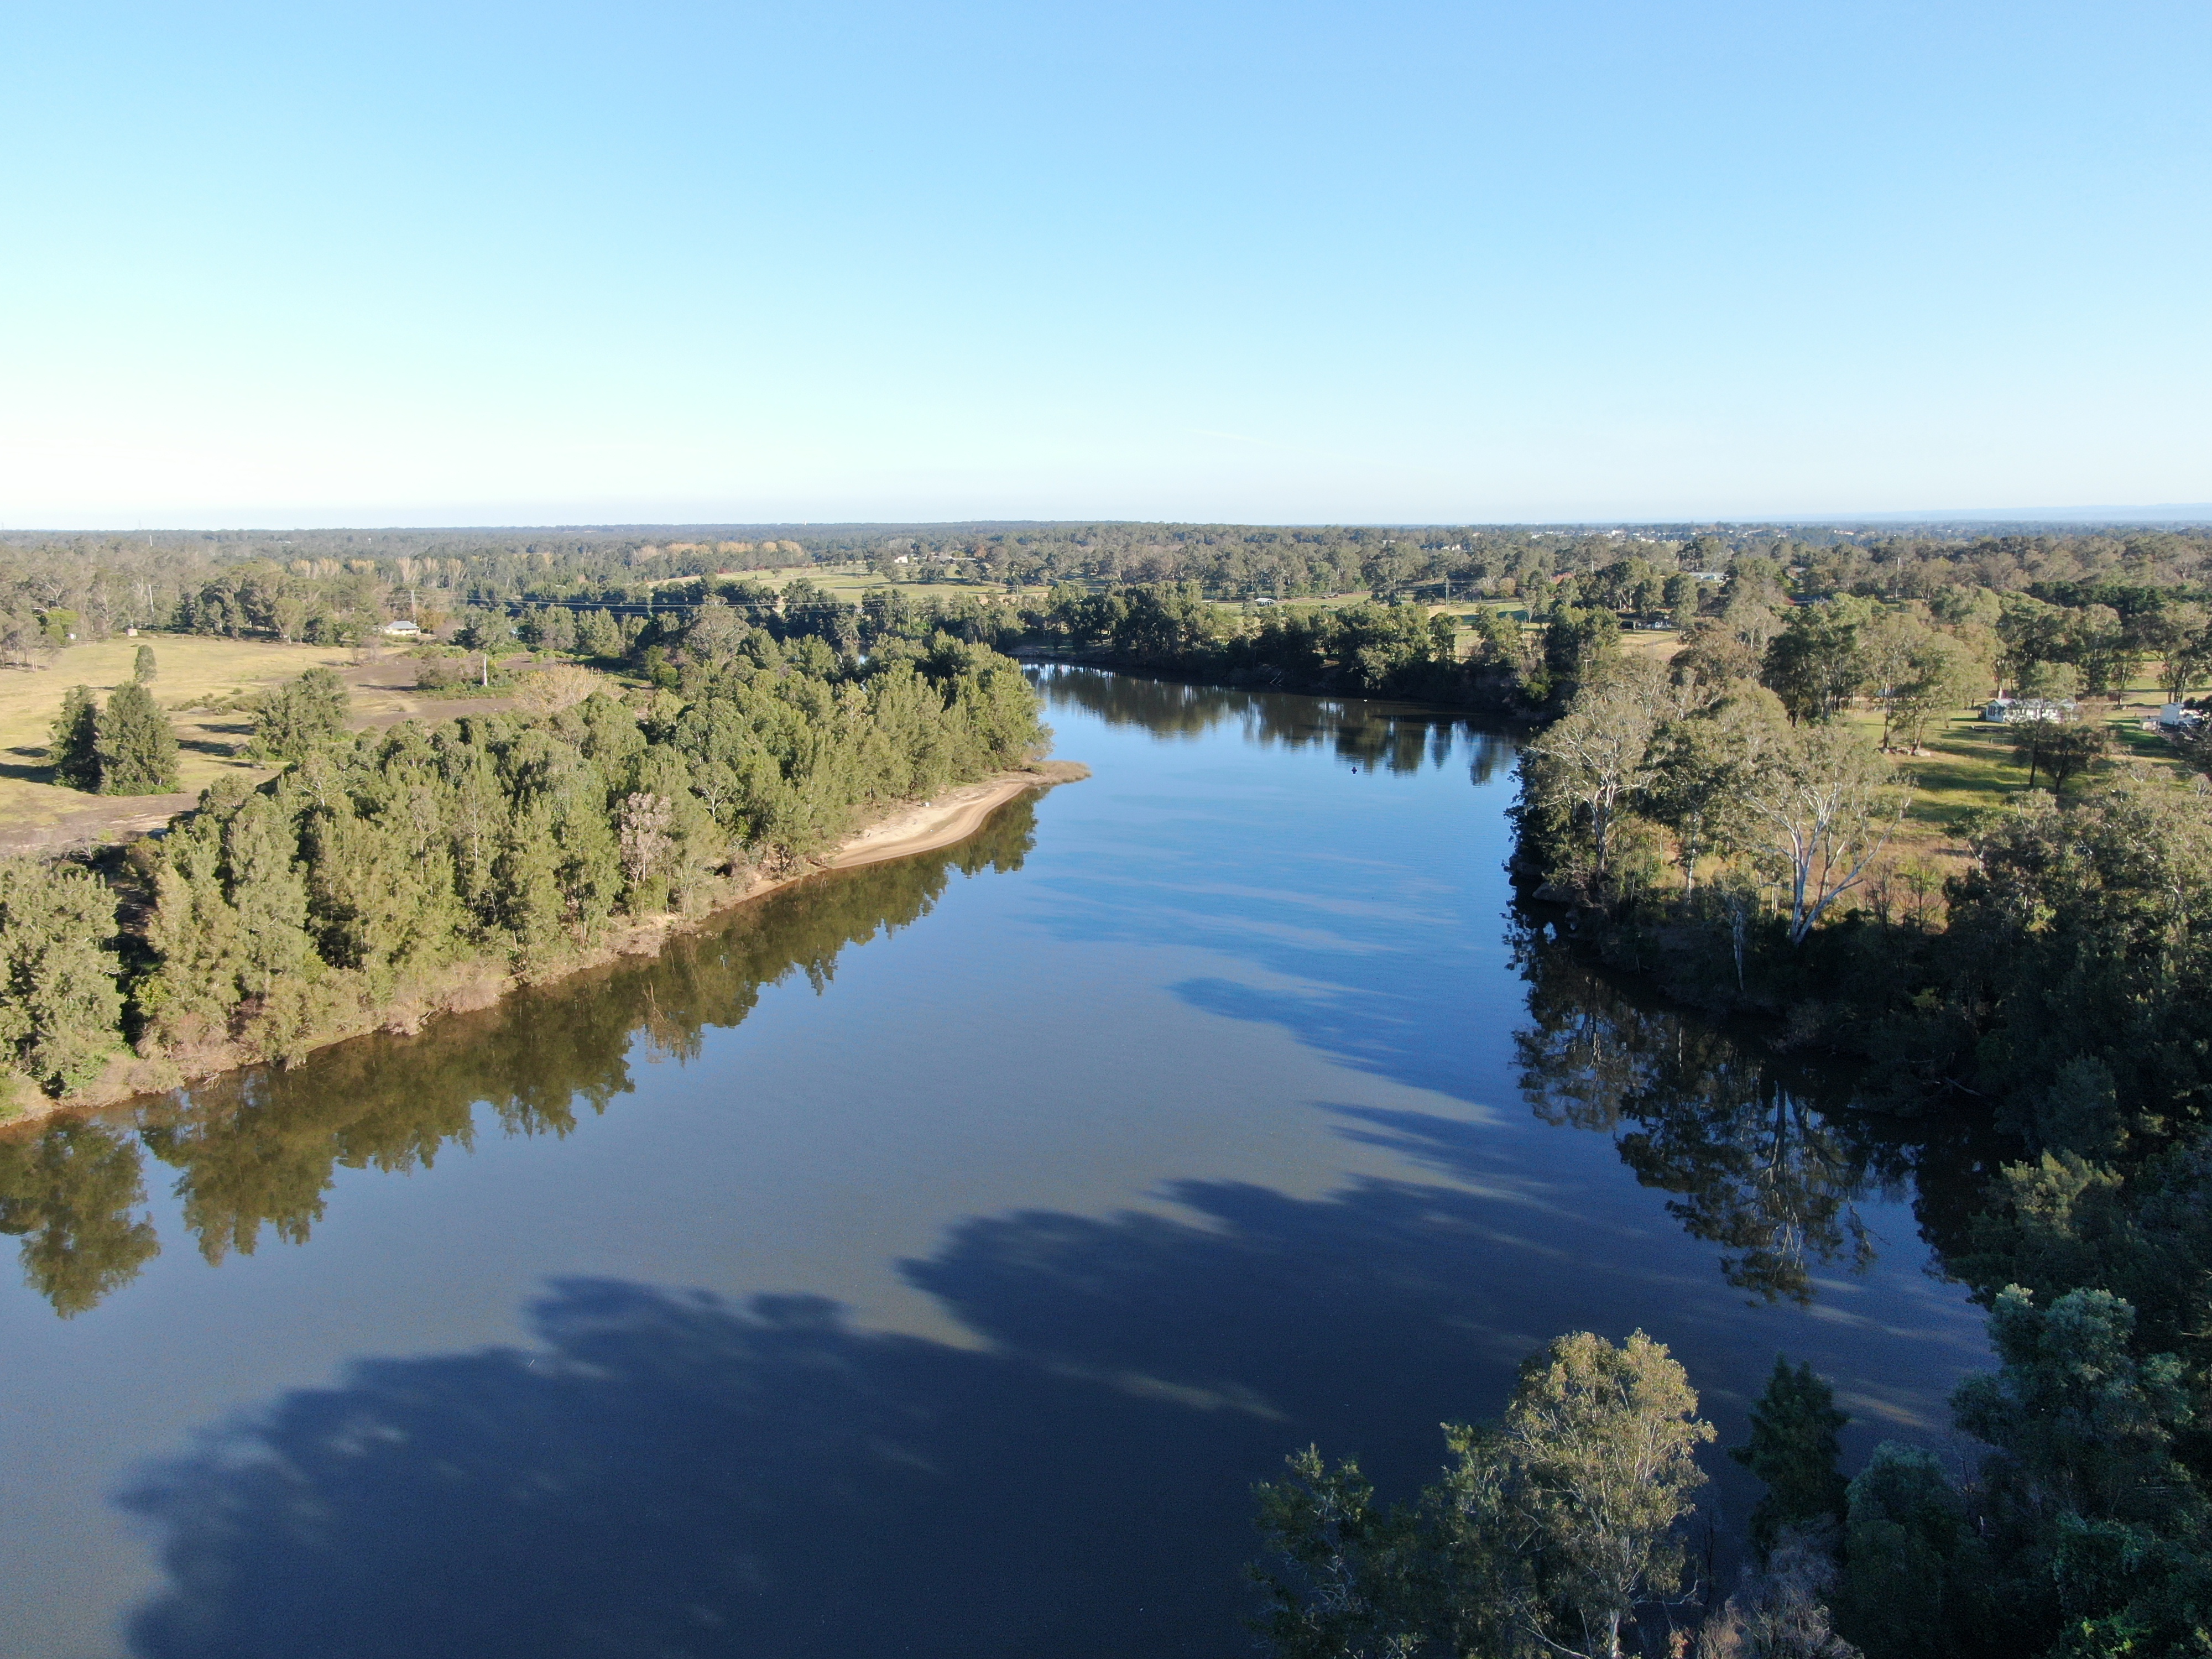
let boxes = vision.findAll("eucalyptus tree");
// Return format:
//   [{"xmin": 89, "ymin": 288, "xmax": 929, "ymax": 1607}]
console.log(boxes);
[
  {"xmin": 1526, "ymin": 662, "xmax": 1671, "ymax": 885},
  {"xmin": 1737, "ymin": 724, "xmax": 1910, "ymax": 946},
  {"xmin": 1253, "ymin": 1331, "xmax": 1715, "ymax": 1659}
]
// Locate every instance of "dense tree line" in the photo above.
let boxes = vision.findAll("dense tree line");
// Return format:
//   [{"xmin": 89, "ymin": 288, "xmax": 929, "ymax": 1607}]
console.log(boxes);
[
  {"xmin": 1498, "ymin": 550, "xmax": 2212, "ymax": 1649},
  {"xmin": 0, "ymin": 800, "xmax": 1040, "ymax": 1316},
  {"xmin": 0, "ymin": 620, "xmax": 1044, "ymax": 1100},
  {"xmin": 1026, "ymin": 582, "xmax": 1526, "ymax": 706}
]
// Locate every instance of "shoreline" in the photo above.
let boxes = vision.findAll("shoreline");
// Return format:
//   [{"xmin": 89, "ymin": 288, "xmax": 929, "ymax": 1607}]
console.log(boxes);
[{"xmin": 2, "ymin": 759, "xmax": 1089, "ymax": 1131}]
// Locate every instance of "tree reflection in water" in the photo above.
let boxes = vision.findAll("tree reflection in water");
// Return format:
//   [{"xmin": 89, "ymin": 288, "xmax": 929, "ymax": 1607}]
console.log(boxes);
[
  {"xmin": 0, "ymin": 1119, "xmax": 160, "ymax": 1317},
  {"xmin": 0, "ymin": 799, "xmax": 1043, "ymax": 1317},
  {"xmin": 1030, "ymin": 665, "xmax": 1516, "ymax": 784},
  {"xmin": 1514, "ymin": 926, "xmax": 1957, "ymax": 1306}
]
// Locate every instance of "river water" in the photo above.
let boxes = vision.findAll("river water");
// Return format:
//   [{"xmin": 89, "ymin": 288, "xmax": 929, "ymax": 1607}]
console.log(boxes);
[{"xmin": 0, "ymin": 670, "xmax": 1989, "ymax": 1658}]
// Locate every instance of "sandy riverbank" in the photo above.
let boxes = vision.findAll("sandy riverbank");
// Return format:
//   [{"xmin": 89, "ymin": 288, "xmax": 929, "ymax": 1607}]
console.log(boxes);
[{"xmin": 2, "ymin": 759, "xmax": 1089, "ymax": 1129}]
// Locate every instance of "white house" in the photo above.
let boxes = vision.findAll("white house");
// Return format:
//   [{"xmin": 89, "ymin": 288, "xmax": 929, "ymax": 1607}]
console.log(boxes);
[
  {"xmin": 380, "ymin": 619, "xmax": 422, "ymax": 638},
  {"xmin": 1983, "ymin": 696, "xmax": 2075, "ymax": 724}
]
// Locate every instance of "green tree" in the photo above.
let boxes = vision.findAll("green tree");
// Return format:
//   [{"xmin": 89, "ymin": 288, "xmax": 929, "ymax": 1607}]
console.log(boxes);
[
  {"xmin": 1526, "ymin": 662, "xmax": 1668, "ymax": 885},
  {"xmin": 1835, "ymin": 1444, "xmax": 1991, "ymax": 1659},
  {"xmin": 1249, "ymin": 1448, "xmax": 1446, "ymax": 1659},
  {"xmin": 1761, "ymin": 601, "xmax": 1870, "ymax": 725},
  {"xmin": 1953, "ymin": 1286, "xmax": 2191, "ymax": 1535},
  {"xmin": 2004, "ymin": 666, "xmax": 2084, "ymax": 790},
  {"xmin": 46, "ymin": 684, "xmax": 101, "ymax": 791},
  {"xmin": 2042, "ymin": 715, "xmax": 2111, "ymax": 794},
  {"xmin": 95, "ymin": 680, "xmax": 179, "ymax": 794},
  {"xmin": 0, "ymin": 1119, "xmax": 159, "ymax": 1317},
  {"xmin": 1254, "ymin": 1330, "xmax": 1714, "ymax": 1659},
  {"xmin": 133, "ymin": 643, "xmax": 157, "ymax": 683},
  {"xmin": 0, "ymin": 858, "xmax": 124, "ymax": 1092},
  {"xmin": 2137, "ymin": 601, "xmax": 2209, "ymax": 703},
  {"xmin": 1467, "ymin": 1329, "xmax": 1715, "ymax": 1658},
  {"xmin": 251, "ymin": 667, "xmax": 351, "ymax": 765},
  {"xmin": 1884, "ymin": 630, "xmax": 1982, "ymax": 754},
  {"xmin": 1731, "ymin": 1357, "xmax": 1849, "ymax": 1561},
  {"xmin": 1640, "ymin": 690, "xmax": 1782, "ymax": 895},
  {"xmin": 1738, "ymin": 723, "xmax": 1909, "ymax": 945},
  {"xmin": 1542, "ymin": 604, "xmax": 1622, "ymax": 702}
]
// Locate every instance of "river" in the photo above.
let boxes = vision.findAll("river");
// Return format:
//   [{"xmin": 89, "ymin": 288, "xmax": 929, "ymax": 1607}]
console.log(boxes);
[{"xmin": 0, "ymin": 669, "xmax": 1990, "ymax": 1657}]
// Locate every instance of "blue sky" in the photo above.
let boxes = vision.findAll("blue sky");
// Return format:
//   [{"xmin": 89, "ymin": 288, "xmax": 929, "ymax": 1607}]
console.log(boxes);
[{"xmin": 2, "ymin": 2, "xmax": 2206, "ymax": 528}]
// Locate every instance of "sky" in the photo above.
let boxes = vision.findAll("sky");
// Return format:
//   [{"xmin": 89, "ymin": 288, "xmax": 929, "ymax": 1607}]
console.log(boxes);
[{"xmin": 2, "ymin": 1, "xmax": 2207, "ymax": 529}]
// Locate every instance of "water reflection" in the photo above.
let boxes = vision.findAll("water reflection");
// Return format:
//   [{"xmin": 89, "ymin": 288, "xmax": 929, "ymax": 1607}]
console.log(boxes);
[
  {"xmin": 1511, "ymin": 928, "xmax": 1993, "ymax": 1304},
  {"xmin": 115, "ymin": 1151, "xmax": 1960, "ymax": 1659},
  {"xmin": 1030, "ymin": 665, "xmax": 1516, "ymax": 782},
  {"xmin": 0, "ymin": 800, "xmax": 1042, "ymax": 1316},
  {"xmin": 0, "ymin": 1120, "xmax": 159, "ymax": 1317}
]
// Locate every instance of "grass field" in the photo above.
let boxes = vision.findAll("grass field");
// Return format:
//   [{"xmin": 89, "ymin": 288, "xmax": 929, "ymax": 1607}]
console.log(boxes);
[
  {"xmin": 650, "ymin": 563, "xmax": 1031, "ymax": 605},
  {"xmin": 0, "ymin": 633, "xmax": 499, "ymax": 854},
  {"xmin": 1864, "ymin": 683, "xmax": 2195, "ymax": 864}
]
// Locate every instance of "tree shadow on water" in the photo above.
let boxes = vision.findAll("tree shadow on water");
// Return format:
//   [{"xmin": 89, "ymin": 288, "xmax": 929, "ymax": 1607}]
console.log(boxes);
[{"xmin": 116, "ymin": 1166, "xmax": 1824, "ymax": 1659}]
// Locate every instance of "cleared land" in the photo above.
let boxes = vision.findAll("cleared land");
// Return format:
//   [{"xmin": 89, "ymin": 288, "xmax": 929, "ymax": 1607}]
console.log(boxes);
[{"xmin": 0, "ymin": 634, "xmax": 509, "ymax": 854}]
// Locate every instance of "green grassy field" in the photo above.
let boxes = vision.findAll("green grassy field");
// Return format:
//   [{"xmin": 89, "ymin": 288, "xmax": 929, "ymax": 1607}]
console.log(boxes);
[{"xmin": 0, "ymin": 633, "xmax": 493, "ymax": 853}]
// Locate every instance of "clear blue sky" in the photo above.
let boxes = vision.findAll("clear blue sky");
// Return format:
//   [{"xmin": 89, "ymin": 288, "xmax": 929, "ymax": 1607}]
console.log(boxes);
[{"xmin": 3, "ymin": 2, "xmax": 2206, "ymax": 528}]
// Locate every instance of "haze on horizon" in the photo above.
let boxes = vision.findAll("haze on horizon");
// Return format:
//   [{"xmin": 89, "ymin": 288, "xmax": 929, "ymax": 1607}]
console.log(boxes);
[{"xmin": 4, "ymin": 2, "xmax": 2206, "ymax": 531}]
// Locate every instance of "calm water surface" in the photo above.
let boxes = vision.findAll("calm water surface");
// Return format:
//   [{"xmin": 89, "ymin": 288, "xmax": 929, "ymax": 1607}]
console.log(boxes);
[{"xmin": 0, "ymin": 671, "xmax": 1989, "ymax": 1657}]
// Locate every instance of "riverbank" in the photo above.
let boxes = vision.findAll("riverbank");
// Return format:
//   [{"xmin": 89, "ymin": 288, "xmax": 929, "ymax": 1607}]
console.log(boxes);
[{"xmin": 1, "ymin": 760, "xmax": 1089, "ymax": 1129}]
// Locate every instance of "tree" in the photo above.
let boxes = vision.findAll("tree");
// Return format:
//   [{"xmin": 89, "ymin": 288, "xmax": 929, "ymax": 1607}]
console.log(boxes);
[
  {"xmin": 133, "ymin": 643, "xmax": 158, "ymax": 683},
  {"xmin": 1526, "ymin": 662, "xmax": 1668, "ymax": 884},
  {"xmin": 1731, "ymin": 1358, "xmax": 1848, "ymax": 1561},
  {"xmin": 95, "ymin": 680, "xmax": 179, "ymax": 795},
  {"xmin": 1542, "ymin": 604, "xmax": 1621, "ymax": 702},
  {"xmin": 1882, "ymin": 631, "xmax": 1981, "ymax": 754},
  {"xmin": 1641, "ymin": 690, "xmax": 1782, "ymax": 895},
  {"xmin": 1462, "ymin": 1329, "xmax": 1716, "ymax": 1659},
  {"xmin": 1860, "ymin": 611, "xmax": 1981, "ymax": 753},
  {"xmin": 2041, "ymin": 716, "xmax": 2111, "ymax": 794},
  {"xmin": 251, "ymin": 667, "xmax": 350, "ymax": 765},
  {"xmin": 2137, "ymin": 601, "xmax": 2208, "ymax": 703},
  {"xmin": 1249, "ymin": 1448, "xmax": 1446, "ymax": 1659},
  {"xmin": 2002, "ymin": 664, "xmax": 2088, "ymax": 791},
  {"xmin": 1695, "ymin": 1536, "xmax": 1861, "ymax": 1659},
  {"xmin": 0, "ymin": 858, "xmax": 124, "ymax": 1093},
  {"xmin": 47, "ymin": 684, "xmax": 100, "ymax": 791},
  {"xmin": 1738, "ymin": 724, "xmax": 1910, "ymax": 945},
  {"xmin": 1834, "ymin": 1444, "xmax": 1991, "ymax": 1659},
  {"xmin": 1762, "ymin": 602, "xmax": 1869, "ymax": 725},
  {"xmin": 1952, "ymin": 1286, "xmax": 2191, "ymax": 1531},
  {"xmin": 455, "ymin": 608, "xmax": 512, "ymax": 652},
  {"xmin": 1255, "ymin": 1331, "xmax": 1716, "ymax": 1659}
]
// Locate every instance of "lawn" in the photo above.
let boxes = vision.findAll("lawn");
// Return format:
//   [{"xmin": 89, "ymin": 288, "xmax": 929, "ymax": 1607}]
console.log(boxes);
[
  {"xmin": 0, "ymin": 633, "xmax": 470, "ymax": 853},
  {"xmin": 1853, "ymin": 677, "xmax": 2197, "ymax": 872}
]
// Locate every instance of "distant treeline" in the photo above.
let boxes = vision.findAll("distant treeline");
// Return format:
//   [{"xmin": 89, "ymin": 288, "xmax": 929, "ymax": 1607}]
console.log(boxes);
[
  {"xmin": 825, "ymin": 521, "xmax": 2212, "ymax": 606},
  {"xmin": 6, "ymin": 523, "xmax": 2208, "ymax": 660},
  {"xmin": 0, "ymin": 625, "xmax": 1044, "ymax": 1104}
]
